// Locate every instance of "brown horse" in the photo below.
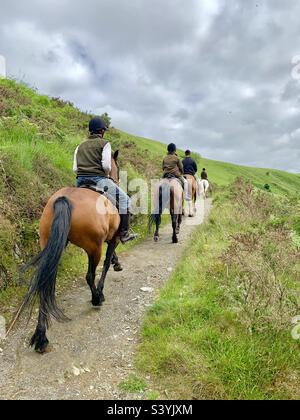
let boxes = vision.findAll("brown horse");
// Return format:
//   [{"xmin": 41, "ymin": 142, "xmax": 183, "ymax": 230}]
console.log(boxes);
[
  {"xmin": 22, "ymin": 152, "xmax": 122, "ymax": 353},
  {"xmin": 149, "ymin": 177, "xmax": 184, "ymax": 244},
  {"xmin": 184, "ymin": 174, "xmax": 197, "ymax": 217}
]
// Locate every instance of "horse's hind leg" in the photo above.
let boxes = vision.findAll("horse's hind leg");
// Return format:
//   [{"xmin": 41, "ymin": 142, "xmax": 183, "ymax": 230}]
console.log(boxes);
[
  {"xmin": 193, "ymin": 187, "xmax": 197, "ymax": 214},
  {"xmin": 176, "ymin": 214, "xmax": 182, "ymax": 234},
  {"xmin": 30, "ymin": 310, "xmax": 49, "ymax": 354},
  {"xmin": 154, "ymin": 214, "xmax": 161, "ymax": 242},
  {"xmin": 86, "ymin": 250, "xmax": 101, "ymax": 306},
  {"xmin": 171, "ymin": 213, "xmax": 179, "ymax": 244},
  {"xmin": 112, "ymin": 252, "xmax": 123, "ymax": 272},
  {"xmin": 188, "ymin": 200, "xmax": 194, "ymax": 217},
  {"xmin": 96, "ymin": 240, "xmax": 118, "ymax": 305}
]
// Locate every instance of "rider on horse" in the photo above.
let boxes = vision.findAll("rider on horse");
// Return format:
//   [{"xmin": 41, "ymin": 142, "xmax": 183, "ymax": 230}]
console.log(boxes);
[
  {"xmin": 201, "ymin": 168, "xmax": 208, "ymax": 180},
  {"xmin": 182, "ymin": 150, "xmax": 198, "ymax": 177},
  {"xmin": 73, "ymin": 117, "xmax": 137, "ymax": 244},
  {"xmin": 162, "ymin": 143, "xmax": 189, "ymax": 197}
]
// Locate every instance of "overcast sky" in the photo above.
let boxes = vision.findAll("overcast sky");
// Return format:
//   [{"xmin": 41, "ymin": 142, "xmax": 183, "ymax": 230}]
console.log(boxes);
[{"xmin": 1, "ymin": 0, "xmax": 300, "ymax": 172}]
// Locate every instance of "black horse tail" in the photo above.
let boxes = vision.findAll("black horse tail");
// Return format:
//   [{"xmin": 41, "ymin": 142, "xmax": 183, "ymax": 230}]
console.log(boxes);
[
  {"xmin": 148, "ymin": 184, "xmax": 166, "ymax": 232},
  {"xmin": 22, "ymin": 197, "xmax": 73, "ymax": 325}
]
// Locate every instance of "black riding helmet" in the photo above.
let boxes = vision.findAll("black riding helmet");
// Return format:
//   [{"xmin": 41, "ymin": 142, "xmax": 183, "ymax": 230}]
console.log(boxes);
[
  {"xmin": 168, "ymin": 143, "xmax": 177, "ymax": 153},
  {"xmin": 89, "ymin": 117, "xmax": 108, "ymax": 134}
]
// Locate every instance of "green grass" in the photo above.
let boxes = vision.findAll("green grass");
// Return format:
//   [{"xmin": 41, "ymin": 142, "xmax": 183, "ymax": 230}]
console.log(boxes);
[
  {"xmin": 136, "ymin": 187, "xmax": 300, "ymax": 400},
  {"xmin": 119, "ymin": 375, "xmax": 147, "ymax": 393}
]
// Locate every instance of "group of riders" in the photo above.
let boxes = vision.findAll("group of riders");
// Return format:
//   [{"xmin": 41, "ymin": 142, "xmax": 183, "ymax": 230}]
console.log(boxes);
[
  {"xmin": 22, "ymin": 115, "xmax": 210, "ymax": 353},
  {"xmin": 73, "ymin": 116, "xmax": 209, "ymax": 245}
]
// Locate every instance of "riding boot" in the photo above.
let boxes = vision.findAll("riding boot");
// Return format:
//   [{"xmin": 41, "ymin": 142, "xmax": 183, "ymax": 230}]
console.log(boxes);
[{"xmin": 119, "ymin": 213, "xmax": 138, "ymax": 244}]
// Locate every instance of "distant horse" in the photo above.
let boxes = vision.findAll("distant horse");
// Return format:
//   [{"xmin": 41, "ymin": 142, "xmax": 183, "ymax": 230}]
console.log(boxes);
[
  {"xmin": 149, "ymin": 177, "xmax": 184, "ymax": 244},
  {"xmin": 199, "ymin": 179, "xmax": 210, "ymax": 199},
  {"xmin": 21, "ymin": 152, "xmax": 122, "ymax": 353},
  {"xmin": 184, "ymin": 175, "xmax": 197, "ymax": 217}
]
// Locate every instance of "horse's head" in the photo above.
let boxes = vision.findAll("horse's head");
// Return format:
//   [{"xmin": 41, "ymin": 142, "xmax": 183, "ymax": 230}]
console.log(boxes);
[{"xmin": 110, "ymin": 150, "xmax": 120, "ymax": 185}]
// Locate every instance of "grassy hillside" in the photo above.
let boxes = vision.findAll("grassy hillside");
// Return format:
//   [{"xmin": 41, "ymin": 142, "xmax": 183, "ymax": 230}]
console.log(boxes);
[
  {"xmin": 0, "ymin": 78, "xmax": 300, "ymax": 317},
  {"xmin": 201, "ymin": 158, "xmax": 300, "ymax": 195},
  {"xmin": 116, "ymin": 132, "xmax": 300, "ymax": 196}
]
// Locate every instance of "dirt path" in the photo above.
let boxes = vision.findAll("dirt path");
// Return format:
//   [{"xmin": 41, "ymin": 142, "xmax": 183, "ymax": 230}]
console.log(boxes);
[{"xmin": 0, "ymin": 198, "xmax": 211, "ymax": 400}]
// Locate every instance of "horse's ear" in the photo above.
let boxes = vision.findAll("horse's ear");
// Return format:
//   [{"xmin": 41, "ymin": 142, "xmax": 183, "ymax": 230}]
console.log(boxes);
[{"xmin": 113, "ymin": 150, "xmax": 119, "ymax": 161}]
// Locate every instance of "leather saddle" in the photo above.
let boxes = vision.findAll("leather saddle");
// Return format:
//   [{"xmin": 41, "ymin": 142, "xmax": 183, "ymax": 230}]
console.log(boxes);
[
  {"xmin": 79, "ymin": 179, "xmax": 108, "ymax": 195},
  {"xmin": 163, "ymin": 173, "xmax": 184, "ymax": 189}
]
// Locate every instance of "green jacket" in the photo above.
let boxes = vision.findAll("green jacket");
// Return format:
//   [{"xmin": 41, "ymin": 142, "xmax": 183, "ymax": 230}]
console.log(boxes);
[{"xmin": 163, "ymin": 154, "xmax": 184, "ymax": 177}]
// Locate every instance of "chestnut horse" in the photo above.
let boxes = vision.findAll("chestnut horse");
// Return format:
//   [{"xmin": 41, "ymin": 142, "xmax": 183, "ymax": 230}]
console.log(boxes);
[
  {"xmin": 184, "ymin": 174, "xmax": 197, "ymax": 217},
  {"xmin": 22, "ymin": 152, "xmax": 122, "ymax": 353},
  {"xmin": 149, "ymin": 177, "xmax": 184, "ymax": 244}
]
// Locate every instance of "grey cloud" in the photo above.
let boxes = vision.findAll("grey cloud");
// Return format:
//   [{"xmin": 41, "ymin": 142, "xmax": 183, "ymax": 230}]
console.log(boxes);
[{"xmin": 172, "ymin": 109, "xmax": 190, "ymax": 121}]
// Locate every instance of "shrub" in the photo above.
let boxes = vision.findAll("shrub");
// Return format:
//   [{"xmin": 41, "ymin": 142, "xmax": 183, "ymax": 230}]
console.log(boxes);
[
  {"xmin": 223, "ymin": 227, "xmax": 300, "ymax": 333},
  {"xmin": 222, "ymin": 179, "xmax": 300, "ymax": 333}
]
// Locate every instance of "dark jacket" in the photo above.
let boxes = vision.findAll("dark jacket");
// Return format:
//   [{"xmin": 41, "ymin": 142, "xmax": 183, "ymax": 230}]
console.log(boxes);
[
  {"xmin": 75, "ymin": 135, "xmax": 108, "ymax": 177},
  {"xmin": 182, "ymin": 157, "xmax": 198, "ymax": 176},
  {"xmin": 163, "ymin": 154, "xmax": 184, "ymax": 177}
]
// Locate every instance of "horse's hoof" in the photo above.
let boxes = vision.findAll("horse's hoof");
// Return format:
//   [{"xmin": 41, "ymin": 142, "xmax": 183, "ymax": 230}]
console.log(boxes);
[
  {"xmin": 172, "ymin": 237, "xmax": 179, "ymax": 244},
  {"xmin": 30, "ymin": 331, "xmax": 49, "ymax": 354},
  {"xmin": 92, "ymin": 293, "xmax": 105, "ymax": 307},
  {"xmin": 92, "ymin": 300, "xmax": 104, "ymax": 307},
  {"xmin": 154, "ymin": 236, "xmax": 159, "ymax": 243},
  {"xmin": 35, "ymin": 346, "xmax": 48, "ymax": 355},
  {"xmin": 114, "ymin": 263, "xmax": 123, "ymax": 272}
]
